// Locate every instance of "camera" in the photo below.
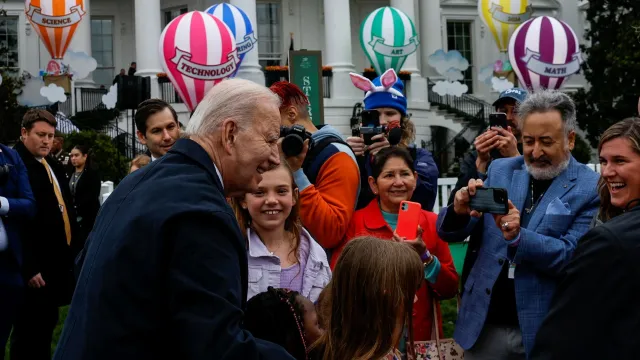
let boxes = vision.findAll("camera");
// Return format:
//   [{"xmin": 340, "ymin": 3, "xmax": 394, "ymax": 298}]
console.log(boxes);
[
  {"xmin": 280, "ymin": 124, "xmax": 313, "ymax": 157},
  {"xmin": 0, "ymin": 164, "xmax": 10, "ymax": 186}
]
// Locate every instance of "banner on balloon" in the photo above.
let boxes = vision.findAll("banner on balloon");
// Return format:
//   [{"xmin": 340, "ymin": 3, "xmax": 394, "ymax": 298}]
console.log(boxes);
[
  {"xmin": 478, "ymin": 0, "xmax": 531, "ymax": 53},
  {"xmin": 206, "ymin": 3, "xmax": 257, "ymax": 77},
  {"xmin": 159, "ymin": 11, "xmax": 239, "ymax": 112},
  {"xmin": 25, "ymin": 0, "xmax": 86, "ymax": 60},
  {"xmin": 508, "ymin": 16, "xmax": 582, "ymax": 91},
  {"xmin": 360, "ymin": 6, "xmax": 419, "ymax": 75}
]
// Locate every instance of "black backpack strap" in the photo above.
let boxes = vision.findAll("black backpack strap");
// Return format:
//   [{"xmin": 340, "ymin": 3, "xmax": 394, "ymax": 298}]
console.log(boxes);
[
  {"xmin": 409, "ymin": 146, "xmax": 417, "ymax": 162},
  {"xmin": 302, "ymin": 135, "xmax": 350, "ymax": 184}
]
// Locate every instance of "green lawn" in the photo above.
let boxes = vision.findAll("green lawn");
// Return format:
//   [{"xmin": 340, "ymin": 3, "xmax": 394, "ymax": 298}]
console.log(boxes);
[{"xmin": 4, "ymin": 306, "xmax": 68, "ymax": 358}]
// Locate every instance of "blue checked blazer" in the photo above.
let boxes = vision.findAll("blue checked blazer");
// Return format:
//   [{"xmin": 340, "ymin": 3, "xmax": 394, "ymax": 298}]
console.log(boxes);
[{"xmin": 436, "ymin": 156, "xmax": 599, "ymax": 356}]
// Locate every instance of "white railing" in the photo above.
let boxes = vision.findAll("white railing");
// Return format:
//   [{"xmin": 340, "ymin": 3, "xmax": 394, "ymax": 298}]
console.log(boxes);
[{"xmin": 433, "ymin": 163, "xmax": 602, "ymax": 214}]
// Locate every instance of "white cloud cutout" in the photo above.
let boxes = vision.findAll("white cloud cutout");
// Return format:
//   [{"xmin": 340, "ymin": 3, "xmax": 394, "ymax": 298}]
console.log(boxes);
[
  {"xmin": 432, "ymin": 81, "xmax": 468, "ymax": 97},
  {"xmin": 491, "ymin": 77, "xmax": 514, "ymax": 93},
  {"xmin": 478, "ymin": 64, "xmax": 495, "ymax": 86},
  {"xmin": 63, "ymin": 50, "xmax": 98, "ymax": 80},
  {"xmin": 40, "ymin": 83, "xmax": 67, "ymax": 103},
  {"xmin": 427, "ymin": 49, "xmax": 470, "ymax": 77},
  {"xmin": 102, "ymin": 83, "xmax": 118, "ymax": 109},
  {"xmin": 444, "ymin": 68, "xmax": 465, "ymax": 82},
  {"xmin": 17, "ymin": 77, "xmax": 52, "ymax": 106}
]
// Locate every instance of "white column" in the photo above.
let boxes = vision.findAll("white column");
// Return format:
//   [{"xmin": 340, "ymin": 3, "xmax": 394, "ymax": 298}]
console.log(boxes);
[
  {"xmin": 391, "ymin": 0, "xmax": 427, "ymax": 107},
  {"xmin": 134, "ymin": 0, "xmax": 162, "ymax": 98},
  {"xmin": 69, "ymin": 0, "xmax": 94, "ymax": 87},
  {"xmin": 419, "ymin": 0, "xmax": 443, "ymax": 80},
  {"xmin": 324, "ymin": 0, "xmax": 360, "ymax": 100},
  {"xmin": 230, "ymin": 0, "xmax": 265, "ymax": 85}
]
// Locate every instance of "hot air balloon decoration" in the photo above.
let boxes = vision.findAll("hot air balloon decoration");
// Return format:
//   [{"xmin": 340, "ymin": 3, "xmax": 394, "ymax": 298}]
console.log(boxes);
[
  {"xmin": 478, "ymin": 0, "xmax": 532, "ymax": 53},
  {"xmin": 159, "ymin": 11, "xmax": 239, "ymax": 112},
  {"xmin": 205, "ymin": 3, "xmax": 257, "ymax": 77},
  {"xmin": 25, "ymin": 0, "xmax": 86, "ymax": 64},
  {"xmin": 360, "ymin": 6, "xmax": 419, "ymax": 76},
  {"xmin": 508, "ymin": 16, "xmax": 582, "ymax": 91}
]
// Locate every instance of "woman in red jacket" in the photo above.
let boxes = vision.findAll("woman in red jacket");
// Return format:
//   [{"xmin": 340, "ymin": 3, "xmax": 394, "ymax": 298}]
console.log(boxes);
[{"xmin": 331, "ymin": 146, "xmax": 459, "ymax": 345}]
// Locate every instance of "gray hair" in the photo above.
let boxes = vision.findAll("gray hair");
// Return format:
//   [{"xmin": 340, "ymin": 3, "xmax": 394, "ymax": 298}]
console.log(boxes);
[
  {"xmin": 185, "ymin": 78, "xmax": 281, "ymax": 137},
  {"xmin": 517, "ymin": 89, "xmax": 577, "ymax": 134}
]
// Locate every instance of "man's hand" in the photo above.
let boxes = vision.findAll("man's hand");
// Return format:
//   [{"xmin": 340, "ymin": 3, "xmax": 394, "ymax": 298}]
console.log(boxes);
[
  {"xmin": 346, "ymin": 136, "xmax": 366, "ymax": 156},
  {"xmin": 474, "ymin": 130, "xmax": 499, "ymax": 173},
  {"xmin": 493, "ymin": 126, "xmax": 520, "ymax": 158},
  {"xmin": 367, "ymin": 133, "xmax": 390, "ymax": 155},
  {"xmin": 278, "ymin": 138, "xmax": 310, "ymax": 172},
  {"xmin": 454, "ymin": 178, "xmax": 484, "ymax": 217},
  {"xmin": 28, "ymin": 273, "xmax": 45, "ymax": 288},
  {"xmin": 493, "ymin": 200, "xmax": 521, "ymax": 241}
]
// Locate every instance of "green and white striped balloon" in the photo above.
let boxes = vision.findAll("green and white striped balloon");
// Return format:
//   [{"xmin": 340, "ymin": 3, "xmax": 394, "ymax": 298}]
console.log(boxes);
[{"xmin": 360, "ymin": 6, "xmax": 419, "ymax": 75}]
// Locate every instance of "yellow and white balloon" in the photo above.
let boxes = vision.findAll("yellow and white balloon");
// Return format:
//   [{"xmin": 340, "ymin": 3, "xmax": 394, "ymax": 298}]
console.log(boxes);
[{"xmin": 478, "ymin": 0, "xmax": 532, "ymax": 53}]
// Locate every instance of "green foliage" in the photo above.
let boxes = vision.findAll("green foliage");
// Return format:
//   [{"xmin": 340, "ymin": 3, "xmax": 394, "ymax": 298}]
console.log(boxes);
[
  {"xmin": 64, "ymin": 131, "xmax": 130, "ymax": 183},
  {"xmin": 573, "ymin": 0, "xmax": 640, "ymax": 147},
  {"xmin": 0, "ymin": 73, "xmax": 27, "ymax": 143},
  {"xmin": 572, "ymin": 133, "xmax": 594, "ymax": 164},
  {"xmin": 70, "ymin": 107, "xmax": 120, "ymax": 131}
]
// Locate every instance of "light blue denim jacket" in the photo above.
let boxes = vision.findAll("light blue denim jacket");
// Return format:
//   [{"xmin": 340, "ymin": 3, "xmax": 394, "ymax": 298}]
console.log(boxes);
[{"xmin": 246, "ymin": 227, "xmax": 331, "ymax": 302}]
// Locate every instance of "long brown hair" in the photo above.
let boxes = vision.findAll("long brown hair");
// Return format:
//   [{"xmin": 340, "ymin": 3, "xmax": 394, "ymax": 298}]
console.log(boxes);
[
  {"xmin": 597, "ymin": 117, "xmax": 640, "ymax": 222},
  {"xmin": 231, "ymin": 158, "xmax": 303, "ymax": 260},
  {"xmin": 311, "ymin": 236, "xmax": 423, "ymax": 360},
  {"xmin": 400, "ymin": 116, "xmax": 416, "ymax": 147}
]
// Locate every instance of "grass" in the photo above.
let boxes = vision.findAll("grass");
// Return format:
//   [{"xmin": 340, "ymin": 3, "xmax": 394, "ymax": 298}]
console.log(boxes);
[{"xmin": 4, "ymin": 299, "xmax": 458, "ymax": 357}]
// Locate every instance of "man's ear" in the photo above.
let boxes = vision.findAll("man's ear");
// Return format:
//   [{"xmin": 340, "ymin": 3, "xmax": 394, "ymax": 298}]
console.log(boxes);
[
  {"xmin": 288, "ymin": 106, "xmax": 298, "ymax": 122},
  {"xmin": 136, "ymin": 130, "xmax": 147, "ymax": 145},
  {"xmin": 222, "ymin": 119, "xmax": 239, "ymax": 154},
  {"xmin": 567, "ymin": 130, "xmax": 576, "ymax": 151},
  {"xmin": 20, "ymin": 127, "xmax": 27, "ymax": 140}
]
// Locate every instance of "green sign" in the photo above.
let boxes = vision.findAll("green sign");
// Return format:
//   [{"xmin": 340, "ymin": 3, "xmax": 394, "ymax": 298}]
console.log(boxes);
[{"xmin": 288, "ymin": 50, "xmax": 324, "ymax": 125}]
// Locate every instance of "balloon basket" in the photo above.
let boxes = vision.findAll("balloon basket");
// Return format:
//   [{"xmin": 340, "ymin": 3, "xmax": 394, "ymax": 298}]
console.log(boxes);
[
  {"xmin": 43, "ymin": 74, "xmax": 72, "ymax": 94},
  {"xmin": 493, "ymin": 70, "xmax": 516, "ymax": 85}
]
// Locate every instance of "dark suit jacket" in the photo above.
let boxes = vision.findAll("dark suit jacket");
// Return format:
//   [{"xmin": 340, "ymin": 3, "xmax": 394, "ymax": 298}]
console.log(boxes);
[
  {"xmin": 0, "ymin": 144, "xmax": 36, "ymax": 287},
  {"xmin": 54, "ymin": 138, "xmax": 294, "ymax": 360},
  {"xmin": 68, "ymin": 167, "xmax": 101, "ymax": 252},
  {"xmin": 14, "ymin": 142, "xmax": 77, "ymax": 305},
  {"xmin": 531, "ymin": 206, "xmax": 640, "ymax": 360}
]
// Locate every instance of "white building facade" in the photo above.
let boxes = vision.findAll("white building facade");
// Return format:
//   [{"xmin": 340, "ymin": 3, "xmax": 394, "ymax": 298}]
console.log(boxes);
[{"xmin": 2, "ymin": 0, "xmax": 589, "ymax": 172}]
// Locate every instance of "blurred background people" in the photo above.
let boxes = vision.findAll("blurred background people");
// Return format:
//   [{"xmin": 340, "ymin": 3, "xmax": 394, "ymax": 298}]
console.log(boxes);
[
  {"xmin": 532, "ymin": 117, "xmax": 640, "ymax": 359},
  {"xmin": 68, "ymin": 145, "xmax": 101, "ymax": 255}
]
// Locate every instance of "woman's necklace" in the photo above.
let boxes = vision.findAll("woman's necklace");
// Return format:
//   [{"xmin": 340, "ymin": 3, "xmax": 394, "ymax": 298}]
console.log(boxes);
[{"xmin": 71, "ymin": 170, "xmax": 84, "ymax": 188}]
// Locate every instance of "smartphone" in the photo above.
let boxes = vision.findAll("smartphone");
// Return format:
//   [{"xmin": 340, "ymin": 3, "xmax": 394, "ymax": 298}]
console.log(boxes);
[
  {"xmin": 469, "ymin": 188, "xmax": 509, "ymax": 215},
  {"xmin": 360, "ymin": 110, "xmax": 381, "ymax": 128},
  {"xmin": 489, "ymin": 112, "xmax": 508, "ymax": 129},
  {"xmin": 396, "ymin": 201, "xmax": 422, "ymax": 239},
  {"xmin": 489, "ymin": 113, "xmax": 508, "ymax": 159}
]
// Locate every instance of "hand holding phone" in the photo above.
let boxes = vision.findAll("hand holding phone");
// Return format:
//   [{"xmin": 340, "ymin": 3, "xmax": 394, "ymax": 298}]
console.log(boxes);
[{"xmin": 469, "ymin": 187, "xmax": 509, "ymax": 215}]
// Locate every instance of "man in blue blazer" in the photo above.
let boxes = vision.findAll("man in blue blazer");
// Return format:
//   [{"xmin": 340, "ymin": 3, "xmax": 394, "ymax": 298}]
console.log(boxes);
[
  {"xmin": 0, "ymin": 143, "xmax": 36, "ymax": 355},
  {"xmin": 54, "ymin": 79, "xmax": 295, "ymax": 360},
  {"xmin": 437, "ymin": 90, "xmax": 599, "ymax": 359}
]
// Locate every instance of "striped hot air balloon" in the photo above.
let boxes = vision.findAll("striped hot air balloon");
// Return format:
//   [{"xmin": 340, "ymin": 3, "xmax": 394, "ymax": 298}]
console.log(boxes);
[
  {"xmin": 206, "ymin": 3, "xmax": 256, "ymax": 77},
  {"xmin": 508, "ymin": 16, "xmax": 582, "ymax": 91},
  {"xmin": 360, "ymin": 6, "xmax": 419, "ymax": 76},
  {"xmin": 25, "ymin": 0, "xmax": 86, "ymax": 60},
  {"xmin": 478, "ymin": 0, "xmax": 532, "ymax": 53},
  {"xmin": 159, "ymin": 11, "xmax": 239, "ymax": 112}
]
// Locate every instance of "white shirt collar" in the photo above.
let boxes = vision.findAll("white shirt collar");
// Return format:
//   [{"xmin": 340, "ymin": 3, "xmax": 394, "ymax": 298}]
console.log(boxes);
[{"xmin": 213, "ymin": 163, "xmax": 223, "ymax": 189}]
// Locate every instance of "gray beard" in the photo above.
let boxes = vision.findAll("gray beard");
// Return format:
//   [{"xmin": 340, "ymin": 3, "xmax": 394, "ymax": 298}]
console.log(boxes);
[{"xmin": 525, "ymin": 153, "xmax": 571, "ymax": 180}]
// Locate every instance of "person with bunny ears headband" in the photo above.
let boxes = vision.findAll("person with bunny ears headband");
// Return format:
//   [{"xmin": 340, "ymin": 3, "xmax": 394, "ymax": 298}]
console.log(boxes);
[{"xmin": 346, "ymin": 69, "xmax": 440, "ymax": 212}]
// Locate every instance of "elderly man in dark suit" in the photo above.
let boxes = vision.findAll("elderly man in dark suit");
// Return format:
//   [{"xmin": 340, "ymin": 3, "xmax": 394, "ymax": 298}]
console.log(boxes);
[
  {"xmin": 54, "ymin": 79, "xmax": 295, "ymax": 360},
  {"xmin": 0, "ymin": 143, "xmax": 36, "ymax": 358},
  {"xmin": 13, "ymin": 109, "xmax": 77, "ymax": 360}
]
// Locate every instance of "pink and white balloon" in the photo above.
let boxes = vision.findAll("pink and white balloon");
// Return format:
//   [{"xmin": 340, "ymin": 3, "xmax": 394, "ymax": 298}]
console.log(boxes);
[
  {"xmin": 159, "ymin": 11, "xmax": 239, "ymax": 111},
  {"xmin": 508, "ymin": 16, "xmax": 582, "ymax": 91}
]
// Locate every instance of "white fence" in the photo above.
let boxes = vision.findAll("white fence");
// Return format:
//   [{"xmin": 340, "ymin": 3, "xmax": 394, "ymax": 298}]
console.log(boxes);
[{"xmin": 98, "ymin": 164, "xmax": 602, "ymax": 210}]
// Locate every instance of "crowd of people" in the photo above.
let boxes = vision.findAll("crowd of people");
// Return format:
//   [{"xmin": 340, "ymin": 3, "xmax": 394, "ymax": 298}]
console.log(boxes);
[{"xmin": 0, "ymin": 67, "xmax": 638, "ymax": 360}]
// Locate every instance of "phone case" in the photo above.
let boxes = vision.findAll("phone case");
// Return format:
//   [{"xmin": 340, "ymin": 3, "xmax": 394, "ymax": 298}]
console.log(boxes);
[
  {"xmin": 489, "ymin": 113, "xmax": 508, "ymax": 129},
  {"xmin": 396, "ymin": 201, "xmax": 422, "ymax": 239},
  {"xmin": 469, "ymin": 188, "xmax": 509, "ymax": 215}
]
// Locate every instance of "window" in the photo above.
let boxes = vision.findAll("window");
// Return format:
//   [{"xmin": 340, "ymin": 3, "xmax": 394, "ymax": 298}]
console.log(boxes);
[
  {"xmin": 164, "ymin": 7, "xmax": 188, "ymax": 28},
  {"xmin": 447, "ymin": 21, "xmax": 474, "ymax": 92},
  {"xmin": 91, "ymin": 18, "xmax": 114, "ymax": 86},
  {"xmin": 256, "ymin": 2, "xmax": 281, "ymax": 68},
  {"xmin": 0, "ymin": 16, "xmax": 19, "ymax": 70}
]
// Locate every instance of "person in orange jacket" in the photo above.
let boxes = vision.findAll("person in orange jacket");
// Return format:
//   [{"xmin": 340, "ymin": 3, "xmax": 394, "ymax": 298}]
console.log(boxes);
[{"xmin": 331, "ymin": 146, "xmax": 459, "ymax": 344}]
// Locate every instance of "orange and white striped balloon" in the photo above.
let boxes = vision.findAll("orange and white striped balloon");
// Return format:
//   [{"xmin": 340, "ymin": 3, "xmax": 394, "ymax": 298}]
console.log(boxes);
[{"xmin": 25, "ymin": 0, "xmax": 86, "ymax": 59}]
